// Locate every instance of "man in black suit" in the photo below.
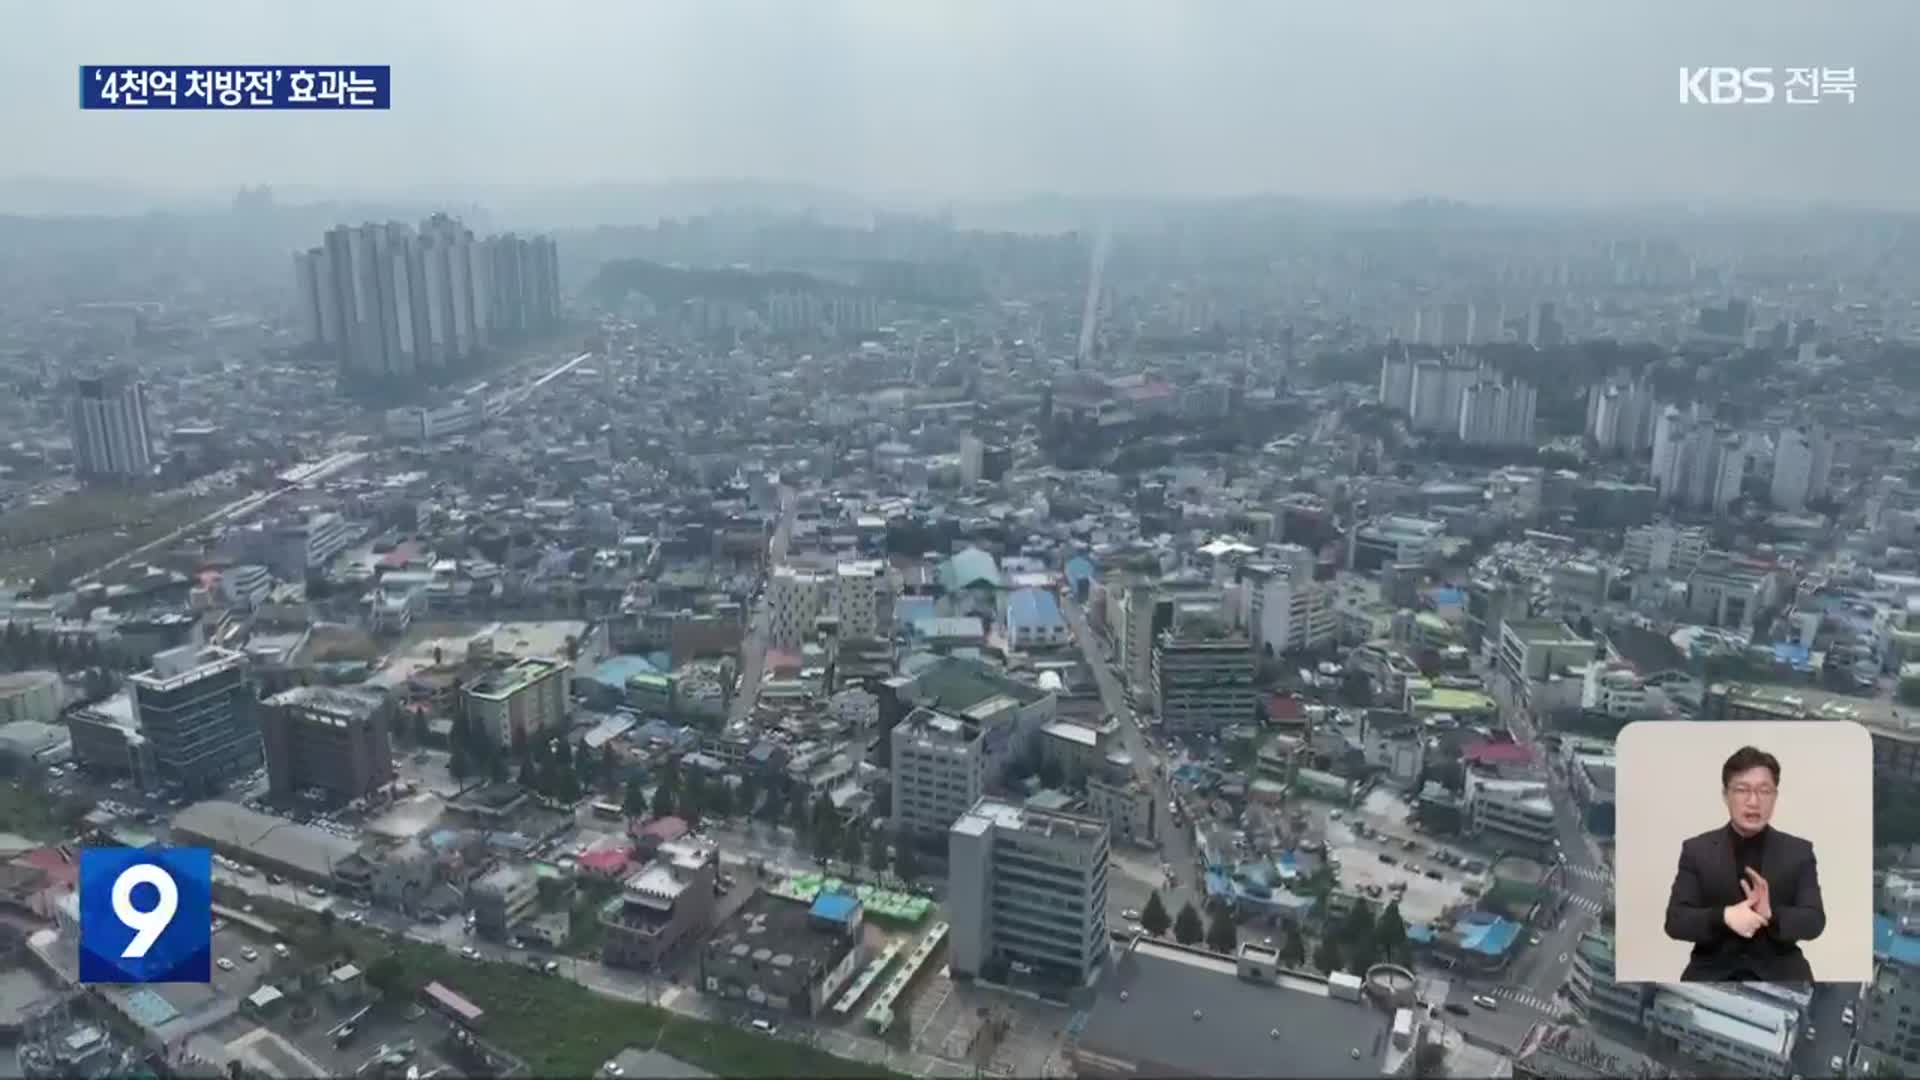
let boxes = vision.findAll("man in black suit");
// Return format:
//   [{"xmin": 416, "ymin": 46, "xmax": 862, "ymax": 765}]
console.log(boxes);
[{"xmin": 1663, "ymin": 745, "xmax": 1825, "ymax": 982}]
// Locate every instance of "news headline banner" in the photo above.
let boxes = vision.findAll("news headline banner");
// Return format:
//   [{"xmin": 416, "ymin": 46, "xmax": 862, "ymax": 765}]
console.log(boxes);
[{"xmin": 81, "ymin": 66, "xmax": 390, "ymax": 109}]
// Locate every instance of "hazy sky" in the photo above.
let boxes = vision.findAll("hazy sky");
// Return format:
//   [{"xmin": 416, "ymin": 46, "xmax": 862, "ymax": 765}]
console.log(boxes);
[{"xmin": 2, "ymin": 0, "xmax": 1916, "ymax": 206}]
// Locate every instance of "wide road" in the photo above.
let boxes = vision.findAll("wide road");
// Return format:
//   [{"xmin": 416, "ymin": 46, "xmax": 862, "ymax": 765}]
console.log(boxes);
[
  {"xmin": 730, "ymin": 488, "xmax": 796, "ymax": 726},
  {"xmin": 1060, "ymin": 590, "xmax": 1199, "ymax": 919},
  {"xmin": 1484, "ymin": 678, "xmax": 1614, "ymax": 1009}
]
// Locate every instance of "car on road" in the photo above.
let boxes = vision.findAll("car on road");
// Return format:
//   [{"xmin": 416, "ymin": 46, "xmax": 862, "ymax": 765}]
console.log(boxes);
[
  {"xmin": 1121, "ymin": 908, "xmax": 1139, "ymax": 920},
  {"xmin": 1842, "ymin": 1005, "xmax": 1854, "ymax": 1026},
  {"xmin": 1472, "ymin": 995, "xmax": 1499, "ymax": 1010},
  {"xmin": 750, "ymin": 1019, "xmax": 779, "ymax": 1036},
  {"xmin": 216, "ymin": 958, "xmax": 236, "ymax": 971},
  {"xmin": 1830, "ymin": 1055, "xmax": 1845, "ymax": 1074},
  {"xmin": 461, "ymin": 946, "xmax": 480, "ymax": 960},
  {"xmin": 1528, "ymin": 934, "xmax": 1542, "ymax": 946},
  {"xmin": 307, "ymin": 884, "xmax": 327, "ymax": 897},
  {"xmin": 241, "ymin": 947, "xmax": 259, "ymax": 962},
  {"xmin": 1444, "ymin": 1003, "xmax": 1470, "ymax": 1016}
]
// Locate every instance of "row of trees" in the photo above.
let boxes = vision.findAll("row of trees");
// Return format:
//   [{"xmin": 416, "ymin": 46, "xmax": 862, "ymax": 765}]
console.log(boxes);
[{"xmin": 1134, "ymin": 890, "xmax": 1413, "ymax": 976}]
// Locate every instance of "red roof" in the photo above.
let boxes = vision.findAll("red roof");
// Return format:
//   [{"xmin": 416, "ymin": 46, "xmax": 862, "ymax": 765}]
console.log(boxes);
[
  {"xmin": 577, "ymin": 845, "xmax": 632, "ymax": 874},
  {"xmin": 1463, "ymin": 739, "xmax": 1535, "ymax": 766},
  {"xmin": 15, "ymin": 847, "xmax": 79, "ymax": 889},
  {"xmin": 1266, "ymin": 694, "xmax": 1305, "ymax": 721}
]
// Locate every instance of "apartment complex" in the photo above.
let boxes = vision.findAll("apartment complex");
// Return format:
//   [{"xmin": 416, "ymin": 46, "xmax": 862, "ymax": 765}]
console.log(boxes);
[
  {"xmin": 260, "ymin": 686, "xmax": 395, "ymax": 804},
  {"xmin": 67, "ymin": 376, "xmax": 153, "ymax": 480},
  {"xmin": 948, "ymin": 797, "xmax": 1110, "ymax": 988},
  {"xmin": 295, "ymin": 216, "xmax": 561, "ymax": 382},
  {"xmin": 128, "ymin": 645, "xmax": 261, "ymax": 795}
]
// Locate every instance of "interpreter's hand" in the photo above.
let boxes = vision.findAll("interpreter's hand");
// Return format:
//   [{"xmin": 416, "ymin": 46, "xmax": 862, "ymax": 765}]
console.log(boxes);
[
  {"xmin": 1724, "ymin": 900, "xmax": 1767, "ymax": 938},
  {"xmin": 1742, "ymin": 868, "xmax": 1773, "ymax": 924}
]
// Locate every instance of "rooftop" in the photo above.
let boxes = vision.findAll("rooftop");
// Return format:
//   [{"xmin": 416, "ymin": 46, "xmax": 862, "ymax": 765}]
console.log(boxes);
[
  {"xmin": 1075, "ymin": 938, "xmax": 1388, "ymax": 1078},
  {"xmin": 703, "ymin": 890, "xmax": 853, "ymax": 980}
]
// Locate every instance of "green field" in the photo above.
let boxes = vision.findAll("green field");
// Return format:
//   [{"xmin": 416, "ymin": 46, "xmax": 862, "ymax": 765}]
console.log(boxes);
[
  {"xmin": 242, "ymin": 893, "xmax": 901, "ymax": 1079},
  {"xmin": 0, "ymin": 489, "xmax": 229, "ymax": 587}
]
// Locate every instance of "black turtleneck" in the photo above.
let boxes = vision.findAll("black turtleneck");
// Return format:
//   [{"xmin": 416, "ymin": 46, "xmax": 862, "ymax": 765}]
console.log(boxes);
[{"xmin": 1728, "ymin": 822, "xmax": 1770, "ymax": 882}]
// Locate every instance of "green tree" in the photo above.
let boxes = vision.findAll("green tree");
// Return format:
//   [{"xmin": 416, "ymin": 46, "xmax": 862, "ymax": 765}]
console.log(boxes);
[
  {"xmin": 1313, "ymin": 935, "xmax": 1343, "ymax": 973},
  {"xmin": 364, "ymin": 954, "xmax": 405, "ymax": 998},
  {"xmin": 518, "ymin": 753, "xmax": 538, "ymax": 789},
  {"xmin": 841, "ymin": 824, "xmax": 866, "ymax": 866},
  {"xmin": 649, "ymin": 782, "xmax": 674, "ymax": 819},
  {"xmin": 1036, "ymin": 756, "xmax": 1064, "ymax": 790},
  {"xmin": 410, "ymin": 708, "xmax": 431, "ymax": 746},
  {"xmin": 1140, "ymin": 891, "xmax": 1172, "ymax": 937},
  {"xmin": 598, "ymin": 744, "xmax": 619, "ymax": 787},
  {"xmin": 1173, "ymin": 901, "xmax": 1205, "ymax": 945},
  {"xmin": 487, "ymin": 752, "xmax": 508, "ymax": 784},
  {"xmin": 1280, "ymin": 925, "xmax": 1306, "ymax": 966},
  {"xmin": 1374, "ymin": 901, "xmax": 1413, "ymax": 967},
  {"xmin": 680, "ymin": 775, "xmax": 706, "ymax": 827},
  {"xmin": 448, "ymin": 740, "xmax": 471, "ymax": 782},
  {"xmin": 623, "ymin": 777, "xmax": 647, "ymax": 815},
  {"xmin": 1205, "ymin": 909, "xmax": 1239, "ymax": 954},
  {"xmin": 1341, "ymin": 898, "xmax": 1376, "ymax": 949},
  {"xmin": 708, "ymin": 780, "xmax": 733, "ymax": 819},
  {"xmin": 895, "ymin": 839, "xmax": 920, "ymax": 883},
  {"xmin": 868, "ymin": 829, "xmax": 890, "ymax": 873},
  {"xmin": 1414, "ymin": 1041, "xmax": 1447, "ymax": 1078}
]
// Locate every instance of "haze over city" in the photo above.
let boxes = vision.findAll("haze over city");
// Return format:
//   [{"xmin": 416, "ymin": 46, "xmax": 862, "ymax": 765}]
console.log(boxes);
[{"xmin": 0, "ymin": 0, "xmax": 1917, "ymax": 216}]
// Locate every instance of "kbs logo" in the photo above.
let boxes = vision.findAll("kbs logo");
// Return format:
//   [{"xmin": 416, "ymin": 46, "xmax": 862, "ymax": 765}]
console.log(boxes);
[
  {"xmin": 79, "ymin": 847, "xmax": 212, "ymax": 984},
  {"xmin": 1679, "ymin": 67, "xmax": 1856, "ymax": 105}
]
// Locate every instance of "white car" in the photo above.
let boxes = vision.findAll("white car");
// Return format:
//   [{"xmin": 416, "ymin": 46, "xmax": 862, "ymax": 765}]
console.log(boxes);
[
  {"xmin": 217, "ymin": 958, "xmax": 236, "ymax": 972},
  {"xmin": 1841, "ymin": 1005, "xmax": 1854, "ymax": 1026},
  {"xmin": 461, "ymin": 946, "xmax": 480, "ymax": 960},
  {"xmin": 1121, "ymin": 908, "xmax": 1140, "ymax": 921},
  {"xmin": 241, "ymin": 947, "xmax": 259, "ymax": 962},
  {"xmin": 1830, "ymin": 1055, "xmax": 1845, "ymax": 1073}
]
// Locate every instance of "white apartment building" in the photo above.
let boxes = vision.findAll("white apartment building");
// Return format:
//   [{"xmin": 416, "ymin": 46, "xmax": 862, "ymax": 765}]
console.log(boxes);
[
  {"xmin": 1646, "ymin": 982, "xmax": 1800, "ymax": 1078},
  {"xmin": 948, "ymin": 798, "xmax": 1110, "ymax": 987},
  {"xmin": 767, "ymin": 565, "xmax": 833, "ymax": 648},
  {"xmin": 833, "ymin": 559, "xmax": 891, "ymax": 639},
  {"xmin": 68, "ymin": 377, "xmax": 154, "ymax": 479},
  {"xmin": 1462, "ymin": 771, "xmax": 1556, "ymax": 848},
  {"xmin": 1581, "ymin": 661, "xmax": 1649, "ymax": 717},
  {"xmin": 1349, "ymin": 516, "xmax": 1446, "ymax": 573},
  {"xmin": 1772, "ymin": 424, "xmax": 1833, "ymax": 512},
  {"xmin": 1622, "ymin": 523, "xmax": 1708, "ymax": 577},
  {"xmin": 1245, "ymin": 563, "xmax": 1336, "ymax": 659},
  {"xmin": 890, "ymin": 708, "xmax": 986, "ymax": 837}
]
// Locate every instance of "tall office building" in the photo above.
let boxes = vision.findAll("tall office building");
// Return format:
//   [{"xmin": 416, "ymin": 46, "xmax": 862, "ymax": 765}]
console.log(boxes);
[
  {"xmin": 296, "ymin": 216, "xmax": 558, "ymax": 381},
  {"xmin": 261, "ymin": 686, "xmax": 395, "ymax": 804},
  {"xmin": 129, "ymin": 646, "xmax": 261, "ymax": 796},
  {"xmin": 68, "ymin": 377, "xmax": 154, "ymax": 480},
  {"xmin": 948, "ymin": 797, "xmax": 1110, "ymax": 987}
]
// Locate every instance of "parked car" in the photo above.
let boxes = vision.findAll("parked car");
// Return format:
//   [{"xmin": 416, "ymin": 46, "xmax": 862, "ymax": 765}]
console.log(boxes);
[{"xmin": 1473, "ymin": 995, "xmax": 1498, "ymax": 1010}]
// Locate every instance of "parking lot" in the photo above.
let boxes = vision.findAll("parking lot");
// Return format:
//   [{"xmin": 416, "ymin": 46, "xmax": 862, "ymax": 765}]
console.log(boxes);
[
  {"xmin": 1316, "ymin": 795, "xmax": 1491, "ymax": 925},
  {"xmin": 906, "ymin": 971, "xmax": 1070, "ymax": 1079}
]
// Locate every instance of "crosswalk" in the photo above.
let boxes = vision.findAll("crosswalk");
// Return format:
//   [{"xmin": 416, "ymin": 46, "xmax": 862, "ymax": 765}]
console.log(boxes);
[
  {"xmin": 1566, "ymin": 893, "xmax": 1608, "ymax": 917},
  {"xmin": 1493, "ymin": 986, "xmax": 1557, "ymax": 1013},
  {"xmin": 1563, "ymin": 864, "xmax": 1614, "ymax": 887}
]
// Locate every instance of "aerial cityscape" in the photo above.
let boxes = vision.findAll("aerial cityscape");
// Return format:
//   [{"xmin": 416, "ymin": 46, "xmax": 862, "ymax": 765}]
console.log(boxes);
[{"xmin": 3, "ymin": 4, "xmax": 1919, "ymax": 1080}]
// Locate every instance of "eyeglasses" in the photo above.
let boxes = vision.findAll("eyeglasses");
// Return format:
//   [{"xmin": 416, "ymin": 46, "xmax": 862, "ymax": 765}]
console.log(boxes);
[{"xmin": 1726, "ymin": 785, "xmax": 1778, "ymax": 801}]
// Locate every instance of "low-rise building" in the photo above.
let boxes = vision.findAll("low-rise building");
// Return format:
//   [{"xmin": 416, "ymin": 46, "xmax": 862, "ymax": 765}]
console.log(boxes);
[
  {"xmin": 602, "ymin": 839, "xmax": 718, "ymax": 970},
  {"xmin": 1462, "ymin": 770, "xmax": 1555, "ymax": 850},
  {"xmin": 1646, "ymin": 982, "xmax": 1800, "ymax": 1078},
  {"xmin": 698, "ymin": 890, "xmax": 864, "ymax": 1017},
  {"xmin": 470, "ymin": 863, "xmax": 540, "ymax": 941},
  {"xmin": 1567, "ymin": 931, "xmax": 1646, "ymax": 1027}
]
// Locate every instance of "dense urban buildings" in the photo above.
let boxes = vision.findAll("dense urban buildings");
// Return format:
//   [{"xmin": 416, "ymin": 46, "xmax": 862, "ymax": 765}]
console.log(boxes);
[{"xmin": 66, "ymin": 376, "xmax": 153, "ymax": 480}]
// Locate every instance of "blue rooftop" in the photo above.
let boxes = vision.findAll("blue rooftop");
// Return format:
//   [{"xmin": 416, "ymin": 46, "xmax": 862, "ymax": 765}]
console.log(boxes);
[
  {"xmin": 1065, "ymin": 555, "xmax": 1096, "ymax": 587},
  {"xmin": 582, "ymin": 654, "xmax": 661, "ymax": 687},
  {"xmin": 896, "ymin": 596, "xmax": 937, "ymax": 629},
  {"xmin": 1875, "ymin": 914, "xmax": 1920, "ymax": 965},
  {"xmin": 1458, "ymin": 915, "xmax": 1521, "ymax": 956},
  {"xmin": 811, "ymin": 891, "xmax": 860, "ymax": 924},
  {"xmin": 1430, "ymin": 588, "xmax": 1465, "ymax": 608},
  {"xmin": 939, "ymin": 547, "xmax": 1001, "ymax": 591},
  {"xmin": 1008, "ymin": 588, "xmax": 1064, "ymax": 630}
]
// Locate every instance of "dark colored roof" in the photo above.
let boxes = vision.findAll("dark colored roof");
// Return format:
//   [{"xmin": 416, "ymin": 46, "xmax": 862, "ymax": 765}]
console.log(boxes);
[
  {"xmin": 1075, "ymin": 941, "xmax": 1389, "ymax": 1079},
  {"xmin": 1605, "ymin": 625, "xmax": 1686, "ymax": 676}
]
